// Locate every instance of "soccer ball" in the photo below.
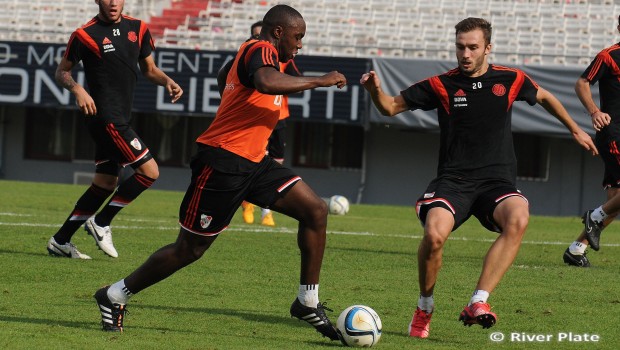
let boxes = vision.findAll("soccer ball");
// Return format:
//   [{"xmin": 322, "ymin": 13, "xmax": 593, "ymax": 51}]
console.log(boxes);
[
  {"xmin": 336, "ymin": 305, "xmax": 382, "ymax": 347},
  {"xmin": 328, "ymin": 195, "xmax": 350, "ymax": 215}
]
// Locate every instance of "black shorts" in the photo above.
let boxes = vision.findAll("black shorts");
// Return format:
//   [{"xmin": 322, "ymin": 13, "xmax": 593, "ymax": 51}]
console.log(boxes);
[
  {"xmin": 267, "ymin": 119, "xmax": 287, "ymax": 161},
  {"xmin": 415, "ymin": 176, "xmax": 528, "ymax": 233},
  {"xmin": 179, "ymin": 145, "xmax": 300, "ymax": 235},
  {"xmin": 88, "ymin": 119, "xmax": 152, "ymax": 176},
  {"xmin": 595, "ymin": 125, "xmax": 620, "ymax": 189}
]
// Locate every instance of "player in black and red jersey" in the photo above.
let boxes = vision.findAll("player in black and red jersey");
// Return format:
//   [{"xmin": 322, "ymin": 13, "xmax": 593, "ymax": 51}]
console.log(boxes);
[
  {"xmin": 361, "ymin": 17, "xmax": 597, "ymax": 339},
  {"xmin": 93, "ymin": 5, "xmax": 346, "ymax": 340},
  {"xmin": 46, "ymin": 0, "xmax": 183, "ymax": 260},
  {"xmin": 563, "ymin": 15, "xmax": 620, "ymax": 266}
]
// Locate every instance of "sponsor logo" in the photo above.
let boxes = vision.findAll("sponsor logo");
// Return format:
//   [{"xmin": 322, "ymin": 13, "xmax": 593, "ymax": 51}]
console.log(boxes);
[
  {"xmin": 200, "ymin": 214, "xmax": 212, "ymax": 229},
  {"xmin": 127, "ymin": 31, "xmax": 137, "ymax": 42},
  {"xmin": 455, "ymin": 89, "xmax": 466, "ymax": 97},
  {"xmin": 103, "ymin": 37, "xmax": 116, "ymax": 53},
  {"xmin": 102, "ymin": 37, "xmax": 112, "ymax": 45},
  {"xmin": 453, "ymin": 89, "xmax": 468, "ymax": 107},
  {"xmin": 492, "ymin": 84, "xmax": 506, "ymax": 96},
  {"xmin": 130, "ymin": 138, "xmax": 142, "ymax": 150}
]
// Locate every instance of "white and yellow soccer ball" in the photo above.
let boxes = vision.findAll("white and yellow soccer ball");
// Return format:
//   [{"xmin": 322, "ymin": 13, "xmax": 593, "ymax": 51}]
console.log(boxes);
[
  {"xmin": 328, "ymin": 195, "xmax": 350, "ymax": 215},
  {"xmin": 336, "ymin": 305, "xmax": 382, "ymax": 347}
]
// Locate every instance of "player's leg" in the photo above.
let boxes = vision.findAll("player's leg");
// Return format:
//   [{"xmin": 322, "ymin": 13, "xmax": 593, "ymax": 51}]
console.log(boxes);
[
  {"xmin": 86, "ymin": 124, "xmax": 158, "ymax": 257},
  {"xmin": 409, "ymin": 206, "xmax": 454, "ymax": 338},
  {"xmin": 94, "ymin": 229, "xmax": 218, "ymax": 331},
  {"xmin": 460, "ymin": 194, "xmax": 528, "ymax": 329},
  {"xmin": 269, "ymin": 179, "xmax": 338, "ymax": 340},
  {"xmin": 47, "ymin": 159, "xmax": 118, "ymax": 259}
]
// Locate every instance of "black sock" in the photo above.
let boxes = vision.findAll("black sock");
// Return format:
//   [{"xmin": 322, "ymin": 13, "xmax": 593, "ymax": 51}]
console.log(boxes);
[
  {"xmin": 96, "ymin": 173, "xmax": 156, "ymax": 227},
  {"xmin": 53, "ymin": 184, "xmax": 113, "ymax": 244}
]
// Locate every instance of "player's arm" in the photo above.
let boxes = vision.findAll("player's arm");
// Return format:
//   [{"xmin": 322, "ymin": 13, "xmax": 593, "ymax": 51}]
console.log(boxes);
[
  {"xmin": 139, "ymin": 55, "xmax": 183, "ymax": 103},
  {"xmin": 253, "ymin": 67, "xmax": 346, "ymax": 95},
  {"xmin": 536, "ymin": 86, "xmax": 598, "ymax": 155},
  {"xmin": 55, "ymin": 57, "xmax": 97, "ymax": 115},
  {"xmin": 217, "ymin": 59, "xmax": 233, "ymax": 97},
  {"xmin": 575, "ymin": 77, "xmax": 610, "ymax": 131},
  {"xmin": 359, "ymin": 70, "xmax": 409, "ymax": 116}
]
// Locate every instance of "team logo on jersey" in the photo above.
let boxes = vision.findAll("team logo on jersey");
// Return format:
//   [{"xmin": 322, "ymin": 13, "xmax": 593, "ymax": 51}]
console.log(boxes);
[
  {"xmin": 453, "ymin": 89, "xmax": 467, "ymax": 107},
  {"xmin": 492, "ymin": 84, "xmax": 506, "ymax": 96},
  {"xmin": 200, "ymin": 214, "xmax": 212, "ymax": 229},
  {"xmin": 130, "ymin": 138, "xmax": 142, "ymax": 150},
  {"xmin": 102, "ymin": 37, "xmax": 115, "ymax": 53},
  {"xmin": 127, "ymin": 31, "xmax": 137, "ymax": 42}
]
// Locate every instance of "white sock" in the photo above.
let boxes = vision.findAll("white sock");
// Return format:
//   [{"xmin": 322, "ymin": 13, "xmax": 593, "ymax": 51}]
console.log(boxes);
[
  {"xmin": 569, "ymin": 241, "xmax": 587, "ymax": 255},
  {"xmin": 107, "ymin": 279, "xmax": 133, "ymax": 305},
  {"xmin": 298, "ymin": 284, "xmax": 319, "ymax": 307},
  {"xmin": 261, "ymin": 208, "xmax": 271, "ymax": 218},
  {"xmin": 591, "ymin": 206, "xmax": 607, "ymax": 223},
  {"xmin": 469, "ymin": 289, "xmax": 489, "ymax": 306},
  {"xmin": 417, "ymin": 295, "xmax": 434, "ymax": 313}
]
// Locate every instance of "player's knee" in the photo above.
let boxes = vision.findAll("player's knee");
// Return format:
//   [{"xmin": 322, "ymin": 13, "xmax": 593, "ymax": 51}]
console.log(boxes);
[
  {"xmin": 423, "ymin": 229, "xmax": 447, "ymax": 251},
  {"xmin": 503, "ymin": 214, "xmax": 529, "ymax": 236},
  {"xmin": 303, "ymin": 198, "xmax": 328, "ymax": 228}
]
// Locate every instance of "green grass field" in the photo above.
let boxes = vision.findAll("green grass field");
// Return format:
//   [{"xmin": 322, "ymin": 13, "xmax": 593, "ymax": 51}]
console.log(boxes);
[{"xmin": 0, "ymin": 179, "xmax": 619, "ymax": 349}]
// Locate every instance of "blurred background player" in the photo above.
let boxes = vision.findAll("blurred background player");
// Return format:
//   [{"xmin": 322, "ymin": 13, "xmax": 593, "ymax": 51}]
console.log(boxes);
[
  {"xmin": 241, "ymin": 20, "xmax": 303, "ymax": 227},
  {"xmin": 46, "ymin": 0, "xmax": 183, "ymax": 259},
  {"xmin": 361, "ymin": 17, "xmax": 597, "ymax": 339},
  {"xmin": 562, "ymin": 15, "xmax": 620, "ymax": 267}
]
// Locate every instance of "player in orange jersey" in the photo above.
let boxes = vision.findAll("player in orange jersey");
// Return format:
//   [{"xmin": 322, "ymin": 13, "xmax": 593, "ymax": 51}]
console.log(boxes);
[{"xmin": 94, "ymin": 5, "xmax": 346, "ymax": 341}]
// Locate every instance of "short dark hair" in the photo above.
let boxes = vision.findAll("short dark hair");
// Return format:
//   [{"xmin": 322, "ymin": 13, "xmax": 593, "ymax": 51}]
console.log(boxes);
[
  {"xmin": 262, "ymin": 4, "xmax": 303, "ymax": 29},
  {"xmin": 250, "ymin": 20, "xmax": 262, "ymax": 38},
  {"xmin": 455, "ymin": 17, "xmax": 492, "ymax": 46}
]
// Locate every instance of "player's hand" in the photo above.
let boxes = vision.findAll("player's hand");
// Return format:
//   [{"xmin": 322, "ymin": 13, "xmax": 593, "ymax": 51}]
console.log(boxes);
[
  {"xmin": 167, "ymin": 81, "xmax": 183, "ymax": 103},
  {"xmin": 321, "ymin": 71, "xmax": 347, "ymax": 89},
  {"xmin": 590, "ymin": 110, "xmax": 610, "ymax": 131},
  {"xmin": 573, "ymin": 128, "xmax": 598, "ymax": 156},
  {"xmin": 360, "ymin": 71, "xmax": 380, "ymax": 91},
  {"xmin": 74, "ymin": 87, "xmax": 97, "ymax": 116}
]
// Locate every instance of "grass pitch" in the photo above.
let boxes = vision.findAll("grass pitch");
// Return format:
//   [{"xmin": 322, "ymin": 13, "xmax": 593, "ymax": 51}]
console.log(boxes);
[{"xmin": 0, "ymin": 179, "xmax": 618, "ymax": 349}]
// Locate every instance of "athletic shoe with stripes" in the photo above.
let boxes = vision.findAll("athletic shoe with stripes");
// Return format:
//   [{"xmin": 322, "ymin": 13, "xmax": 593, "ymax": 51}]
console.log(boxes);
[
  {"xmin": 85, "ymin": 217, "xmax": 118, "ymax": 258},
  {"xmin": 459, "ymin": 302, "xmax": 497, "ymax": 329},
  {"xmin": 47, "ymin": 237, "xmax": 92, "ymax": 259},
  {"xmin": 94, "ymin": 286, "xmax": 127, "ymax": 332},
  {"xmin": 290, "ymin": 298, "xmax": 339, "ymax": 340},
  {"xmin": 408, "ymin": 307, "xmax": 433, "ymax": 338}
]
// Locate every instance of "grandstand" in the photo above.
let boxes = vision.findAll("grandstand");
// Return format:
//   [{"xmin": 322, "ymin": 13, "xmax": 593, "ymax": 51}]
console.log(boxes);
[{"xmin": 1, "ymin": 0, "xmax": 619, "ymax": 65}]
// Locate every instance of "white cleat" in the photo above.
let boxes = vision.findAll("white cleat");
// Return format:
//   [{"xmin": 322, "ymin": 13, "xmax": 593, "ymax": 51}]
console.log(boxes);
[
  {"xmin": 47, "ymin": 237, "xmax": 92, "ymax": 259},
  {"xmin": 85, "ymin": 217, "xmax": 119, "ymax": 258}
]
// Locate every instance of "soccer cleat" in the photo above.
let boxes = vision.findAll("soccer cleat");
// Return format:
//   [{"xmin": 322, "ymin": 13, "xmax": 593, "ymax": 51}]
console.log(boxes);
[
  {"xmin": 408, "ymin": 307, "xmax": 433, "ymax": 338},
  {"xmin": 563, "ymin": 248, "xmax": 590, "ymax": 267},
  {"xmin": 241, "ymin": 202, "xmax": 255, "ymax": 224},
  {"xmin": 290, "ymin": 298, "xmax": 339, "ymax": 341},
  {"xmin": 85, "ymin": 217, "xmax": 118, "ymax": 258},
  {"xmin": 261, "ymin": 212, "xmax": 276, "ymax": 226},
  {"xmin": 47, "ymin": 237, "xmax": 92, "ymax": 259},
  {"xmin": 459, "ymin": 302, "xmax": 497, "ymax": 329},
  {"xmin": 582, "ymin": 210, "xmax": 602, "ymax": 251},
  {"xmin": 94, "ymin": 286, "xmax": 127, "ymax": 332}
]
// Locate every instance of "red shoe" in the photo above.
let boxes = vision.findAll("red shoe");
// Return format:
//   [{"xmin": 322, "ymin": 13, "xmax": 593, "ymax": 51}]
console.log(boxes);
[
  {"xmin": 459, "ymin": 302, "xmax": 497, "ymax": 329},
  {"xmin": 408, "ymin": 307, "xmax": 433, "ymax": 338}
]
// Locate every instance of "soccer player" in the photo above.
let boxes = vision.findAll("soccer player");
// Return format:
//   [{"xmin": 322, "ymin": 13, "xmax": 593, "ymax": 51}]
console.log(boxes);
[
  {"xmin": 47, "ymin": 0, "xmax": 183, "ymax": 259},
  {"xmin": 563, "ymin": 15, "xmax": 620, "ymax": 267},
  {"xmin": 240, "ymin": 20, "xmax": 303, "ymax": 227},
  {"xmin": 93, "ymin": 4, "xmax": 346, "ymax": 341},
  {"xmin": 360, "ymin": 17, "xmax": 597, "ymax": 338}
]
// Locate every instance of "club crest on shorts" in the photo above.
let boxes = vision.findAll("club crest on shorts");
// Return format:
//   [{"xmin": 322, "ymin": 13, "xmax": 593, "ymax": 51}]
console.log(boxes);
[
  {"xmin": 130, "ymin": 138, "xmax": 142, "ymax": 150},
  {"xmin": 200, "ymin": 214, "xmax": 212, "ymax": 229},
  {"xmin": 423, "ymin": 192, "xmax": 435, "ymax": 199}
]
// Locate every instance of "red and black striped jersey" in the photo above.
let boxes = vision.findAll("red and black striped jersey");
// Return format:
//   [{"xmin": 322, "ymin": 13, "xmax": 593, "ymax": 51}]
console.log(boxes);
[
  {"xmin": 401, "ymin": 64, "xmax": 539, "ymax": 182},
  {"xmin": 581, "ymin": 44, "xmax": 620, "ymax": 123},
  {"xmin": 63, "ymin": 15, "xmax": 154, "ymax": 122},
  {"xmin": 197, "ymin": 39, "xmax": 282, "ymax": 162}
]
